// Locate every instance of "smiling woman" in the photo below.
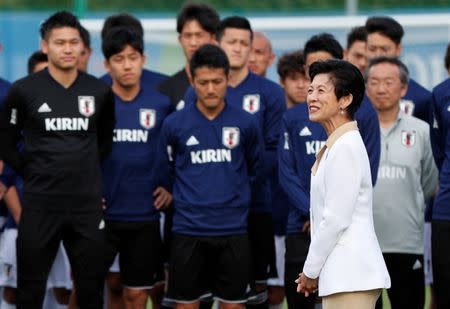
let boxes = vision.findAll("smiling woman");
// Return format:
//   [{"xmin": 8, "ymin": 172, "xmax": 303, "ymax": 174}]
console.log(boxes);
[{"xmin": 296, "ymin": 59, "xmax": 391, "ymax": 309}]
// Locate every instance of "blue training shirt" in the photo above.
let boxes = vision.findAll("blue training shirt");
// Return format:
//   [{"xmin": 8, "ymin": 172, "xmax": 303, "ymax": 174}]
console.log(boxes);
[
  {"xmin": 184, "ymin": 72, "xmax": 286, "ymax": 213},
  {"xmin": 430, "ymin": 78, "xmax": 450, "ymax": 220},
  {"xmin": 161, "ymin": 102, "xmax": 264, "ymax": 236},
  {"xmin": 0, "ymin": 164, "xmax": 23, "ymax": 229},
  {"xmin": 102, "ymin": 87, "xmax": 173, "ymax": 221},
  {"xmin": 279, "ymin": 100, "xmax": 380, "ymax": 234}
]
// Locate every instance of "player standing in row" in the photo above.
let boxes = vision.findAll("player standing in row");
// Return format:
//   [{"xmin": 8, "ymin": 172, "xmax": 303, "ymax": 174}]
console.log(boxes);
[
  {"xmin": 429, "ymin": 55, "xmax": 450, "ymax": 309},
  {"xmin": 367, "ymin": 57, "xmax": 437, "ymax": 309},
  {"xmin": 343, "ymin": 26, "xmax": 368, "ymax": 75},
  {"xmin": 248, "ymin": 32, "xmax": 275, "ymax": 77},
  {"xmin": 100, "ymin": 27, "xmax": 173, "ymax": 309},
  {"xmin": 101, "ymin": 13, "xmax": 168, "ymax": 91},
  {"xmin": 0, "ymin": 11, "xmax": 115, "ymax": 308},
  {"xmin": 162, "ymin": 44, "xmax": 264, "ymax": 309},
  {"xmin": 365, "ymin": 16, "xmax": 432, "ymax": 122},
  {"xmin": 158, "ymin": 3, "xmax": 220, "ymax": 109},
  {"xmin": 216, "ymin": 18, "xmax": 285, "ymax": 309}
]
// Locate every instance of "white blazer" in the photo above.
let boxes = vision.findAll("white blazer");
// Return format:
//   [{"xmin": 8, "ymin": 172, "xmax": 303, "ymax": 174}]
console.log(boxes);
[{"xmin": 303, "ymin": 122, "xmax": 390, "ymax": 297}]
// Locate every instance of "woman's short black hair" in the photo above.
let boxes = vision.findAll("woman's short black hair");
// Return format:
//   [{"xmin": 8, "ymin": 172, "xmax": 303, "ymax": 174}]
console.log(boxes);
[{"xmin": 309, "ymin": 59, "xmax": 365, "ymax": 120}]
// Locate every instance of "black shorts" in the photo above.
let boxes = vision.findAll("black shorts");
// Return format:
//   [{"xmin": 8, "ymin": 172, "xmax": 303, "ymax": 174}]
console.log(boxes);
[
  {"xmin": 167, "ymin": 233, "xmax": 250, "ymax": 303},
  {"xmin": 375, "ymin": 253, "xmax": 424, "ymax": 309},
  {"xmin": 248, "ymin": 212, "xmax": 277, "ymax": 284},
  {"xmin": 285, "ymin": 233, "xmax": 315, "ymax": 309},
  {"xmin": 432, "ymin": 220, "xmax": 450, "ymax": 309},
  {"xmin": 17, "ymin": 194, "xmax": 110, "ymax": 309},
  {"xmin": 105, "ymin": 220, "xmax": 162, "ymax": 288}
]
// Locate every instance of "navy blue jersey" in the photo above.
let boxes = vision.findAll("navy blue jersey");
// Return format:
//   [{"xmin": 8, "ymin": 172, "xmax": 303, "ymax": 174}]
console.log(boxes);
[
  {"xmin": 0, "ymin": 164, "xmax": 23, "ymax": 229},
  {"xmin": 0, "ymin": 77, "xmax": 11, "ymax": 105},
  {"xmin": 403, "ymin": 78, "xmax": 432, "ymax": 123},
  {"xmin": 101, "ymin": 69, "xmax": 167, "ymax": 90},
  {"xmin": 430, "ymin": 78, "xmax": 450, "ymax": 220},
  {"xmin": 184, "ymin": 72, "xmax": 286, "ymax": 213},
  {"xmin": 161, "ymin": 102, "xmax": 264, "ymax": 236},
  {"xmin": 279, "ymin": 100, "xmax": 380, "ymax": 233},
  {"xmin": 102, "ymin": 87, "xmax": 173, "ymax": 221}
]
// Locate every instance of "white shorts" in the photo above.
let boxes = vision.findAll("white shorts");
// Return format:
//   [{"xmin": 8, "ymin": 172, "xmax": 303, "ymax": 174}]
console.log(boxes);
[
  {"xmin": 0, "ymin": 229, "xmax": 72, "ymax": 289},
  {"xmin": 424, "ymin": 222, "xmax": 433, "ymax": 285},
  {"xmin": 267, "ymin": 235, "xmax": 285, "ymax": 287}
]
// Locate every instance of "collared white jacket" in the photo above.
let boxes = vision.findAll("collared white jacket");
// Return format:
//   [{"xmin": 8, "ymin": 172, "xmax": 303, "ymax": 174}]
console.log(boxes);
[{"xmin": 303, "ymin": 122, "xmax": 390, "ymax": 296}]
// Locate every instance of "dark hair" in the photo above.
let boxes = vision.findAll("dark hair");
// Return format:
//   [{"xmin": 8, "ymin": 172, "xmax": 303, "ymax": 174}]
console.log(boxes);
[
  {"xmin": 102, "ymin": 27, "xmax": 144, "ymax": 60},
  {"xmin": 365, "ymin": 16, "xmax": 404, "ymax": 45},
  {"xmin": 309, "ymin": 60, "xmax": 365, "ymax": 119},
  {"xmin": 304, "ymin": 33, "xmax": 343, "ymax": 60},
  {"xmin": 277, "ymin": 50, "xmax": 306, "ymax": 80},
  {"xmin": 190, "ymin": 44, "xmax": 230, "ymax": 78},
  {"xmin": 27, "ymin": 51, "xmax": 48, "ymax": 75},
  {"xmin": 347, "ymin": 26, "xmax": 367, "ymax": 49},
  {"xmin": 216, "ymin": 16, "xmax": 253, "ymax": 42},
  {"xmin": 80, "ymin": 25, "xmax": 91, "ymax": 49},
  {"xmin": 40, "ymin": 11, "xmax": 83, "ymax": 40},
  {"xmin": 176, "ymin": 3, "xmax": 220, "ymax": 35},
  {"xmin": 445, "ymin": 43, "xmax": 450, "ymax": 71},
  {"xmin": 366, "ymin": 56, "xmax": 409, "ymax": 85},
  {"xmin": 101, "ymin": 13, "xmax": 144, "ymax": 40}
]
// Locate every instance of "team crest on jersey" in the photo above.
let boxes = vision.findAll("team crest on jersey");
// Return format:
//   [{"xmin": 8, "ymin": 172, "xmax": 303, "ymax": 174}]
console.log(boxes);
[
  {"xmin": 243, "ymin": 94, "xmax": 260, "ymax": 114},
  {"xmin": 399, "ymin": 99, "xmax": 415, "ymax": 116},
  {"xmin": 222, "ymin": 127, "xmax": 240, "ymax": 149},
  {"xmin": 401, "ymin": 130, "xmax": 416, "ymax": 147},
  {"xmin": 78, "ymin": 96, "xmax": 95, "ymax": 117},
  {"xmin": 139, "ymin": 109, "xmax": 156, "ymax": 129}
]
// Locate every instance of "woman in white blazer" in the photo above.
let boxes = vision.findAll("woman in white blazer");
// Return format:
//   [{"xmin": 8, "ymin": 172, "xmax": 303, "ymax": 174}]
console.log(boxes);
[{"xmin": 296, "ymin": 59, "xmax": 390, "ymax": 309}]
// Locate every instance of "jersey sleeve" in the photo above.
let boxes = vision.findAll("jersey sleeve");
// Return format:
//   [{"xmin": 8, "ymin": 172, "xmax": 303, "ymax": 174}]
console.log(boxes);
[
  {"xmin": 97, "ymin": 89, "xmax": 116, "ymax": 161},
  {"xmin": 355, "ymin": 99, "xmax": 380, "ymax": 186},
  {"xmin": 278, "ymin": 116, "xmax": 309, "ymax": 217},
  {"xmin": 262, "ymin": 85, "xmax": 286, "ymax": 176},
  {"xmin": 430, "ymin": 89, "xmax": 445, "ymax": 171},
  {"xmin": 245, "ymin": 118, "xmax": 265, "ymax": 195},
  {"xmin": 159, "ymin": 118, "xmax": 176, "ymax": 191},
  {"xmin": 421, "ymin": 125, "xmax": 438, "ymax": 201},
  {"xmin": 0, "ymin": 85, "xmax": 26, "ymax": 175}
]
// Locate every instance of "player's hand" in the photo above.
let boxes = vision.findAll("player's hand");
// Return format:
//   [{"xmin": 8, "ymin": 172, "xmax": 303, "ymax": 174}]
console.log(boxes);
[
  {"xmin": 295, "ymin": 272, "xmax": 318, "ymax": 297},
  {"xmin": 0, "ymin": 181, "xmax": 6, "ymax": 201},
  {"xmin": 153, "ymin": 187, "xmax": 172, "ymax": 210},
  {"xmin": 302, "ymin": 220, "xmax": 311, "ymax": 233}
]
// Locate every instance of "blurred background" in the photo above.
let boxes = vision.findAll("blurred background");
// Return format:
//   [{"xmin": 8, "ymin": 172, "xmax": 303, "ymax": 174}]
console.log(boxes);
[{"xmin": 1, "ymin": 0, "xmax": 450, "ymax": 88}]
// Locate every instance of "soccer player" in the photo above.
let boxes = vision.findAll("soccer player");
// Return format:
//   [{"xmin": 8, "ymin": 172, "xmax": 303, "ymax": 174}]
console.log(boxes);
[
  {"xmin": 158, "ymin": 3, "xmax": 220, "ymax": 109},
  {"xmin": 101, "ymin": 26, "xmax": 173, "ymax": 309},
  {"xmin": 429, "ymin": 55, "xmax": 450, "ymax": 309},
  {"xmin": 162, "ymin": 43, "xmax": 263, "ymax": 309},
  {"xmin": 183, "ymin": 18, "xmax": 285, "ymax": 308},
  {"xmin": 262, "ymin": 50, "xmax": 309, "ymax": 309},
  {"xmin": 27, "ymin": 51, "xmax": 48, "ymax": 75},
  {"xmin": 101, "ymin": 13, "xmax": 168, "ymax": 91},
  {"xmin": 444, "ymin": 43, "xmax": 450, "ymax": 76},
  {"xmin": 367, "ymin": 57, "xmax": 437, "ymax": 309},
  {"xmin": 216, "ymin": 17, "xmax": 285, "ymax": 309},
  {"xmin": 344, "ymin": 26, "xmax": 368, "ymax": 75},
  {"xmin": 79, "ymin": 25, "xmax": 92, "ymax": 72},
  {"xmin": 0, "ymin": 11, "xmax": 115, "ymax": 308},
  {"xmin": 277, "ymin": 50, "xmax": 309, "ymax": 107},
  {"xmin": 279, "ymin": 34, "xmax": 380, "ymax": 309},
  {"xmin": 248, "ymin": 32, "xmax": 275, "ymax": 77},
  {"xmin": 365, "ymin": 16, "xmax": 432, "ymax": 122}
]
